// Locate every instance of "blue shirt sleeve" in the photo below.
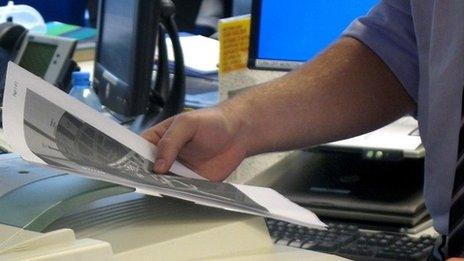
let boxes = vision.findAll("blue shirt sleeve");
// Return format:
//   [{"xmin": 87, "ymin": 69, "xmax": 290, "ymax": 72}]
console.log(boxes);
[{"xmin": 343, "ymin": 0, "xmax": 419, "ymax": 103}]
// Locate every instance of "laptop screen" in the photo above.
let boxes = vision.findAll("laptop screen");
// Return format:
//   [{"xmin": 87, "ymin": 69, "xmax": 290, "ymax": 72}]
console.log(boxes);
[{"xmin": 248, "ymin": 0, "xmax": 377, "ymax": 70}]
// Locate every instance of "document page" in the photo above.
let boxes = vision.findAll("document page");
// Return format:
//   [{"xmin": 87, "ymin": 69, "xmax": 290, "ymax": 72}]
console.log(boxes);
[
  {"xmin": 2, "ymin": 62, "xmax": 325, "ymax": 229},
  {"xmin": 327, "ymin": 117, "xmax": 422, "ymax": 152}
]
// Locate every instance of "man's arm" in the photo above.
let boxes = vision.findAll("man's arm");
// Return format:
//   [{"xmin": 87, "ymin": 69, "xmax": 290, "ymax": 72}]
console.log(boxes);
[
  {"xmin": 225, "ymin": 37, "xmax": 415, "ymax": 156},
  {"xmin": 143, "ymin": 37, "xmax": 415, "ymax": 181}
]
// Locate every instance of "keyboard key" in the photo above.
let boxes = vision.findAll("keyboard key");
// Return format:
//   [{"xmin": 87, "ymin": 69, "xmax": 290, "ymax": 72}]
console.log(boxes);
[
  {"xmin": 275, "ymin": 226, "xmax": 285, "ymax": 232},
  {"xmin": 339, "ymin": 246, "xmax": 360, "ymax": 255},
  {"xmin": 302, "ymin": 234, "xmax": 316, "ymax": 241},
  {"xmin": 423, "ymin": 239, "xmax": 433, "ymax": 245},
  {"xmin": 409, "ymin": 251, "xmax": 428, "ymax": 261},
  {"xmin": 398, "ymin": 253, "xmax": 408, "ymax": 259},
  {"xmin": 306, "ymin": 229, "xmax": 316, "ymax": 235},
  {"xmin": 379, "ymin": 239, "xmax": 389, "ymax": 246},
  {"xmin": 360, "ymin": 248, "xmax": 374, "ymax": 256},
  {"xmin": 376, "ymin": 250, "xmax": 399, "ymax": 259},
  {"xmin": 275, "ymin": 238, "xmax": 288, "ymax": 245},
  {"xmin": 301, "ymin": 241, "xmax": 317, "ymax": 249},
  {"xmin": 400, "ymin": 236, "xmax": 410, "ymax": 242},
  {"xmin": 275, "ymin": 234, "xmax": 293, "ymax": 245},
  {"xmin": 336, "ymin": 234, "xmax": 355, "ymax": 242},
  {"xmin": 310, "ymin": 241, "xmax": 340, "ymax": 252},
  {"xmin": 384, "ymin": 234, "xmax": 395, "ymax": 240},
  {"xmin": 347, "ymin": 225, "xmax": 358, "ymax": 231},
  {"xmin": 288, "ymin": 239, "xmax": 305, "ymax": 248},
  {"xmin": 297, "ymin": 228, "xmax": 307, "ymax": 234}
]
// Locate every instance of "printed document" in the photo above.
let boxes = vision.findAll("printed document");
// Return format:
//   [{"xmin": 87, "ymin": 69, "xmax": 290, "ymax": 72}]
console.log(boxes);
[{"xmin": 2, "ymin": 62, "xmax": 325, "ymax": 228}]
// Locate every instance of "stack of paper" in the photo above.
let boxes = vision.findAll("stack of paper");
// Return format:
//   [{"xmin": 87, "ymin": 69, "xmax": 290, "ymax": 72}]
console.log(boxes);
[
  {"xmin": 326, "ymin": 116, "xmax": 422, "ymax": 154},
  {"xmin": 167, "ymin": 35, "xmax": 219, "ymax": 78}
]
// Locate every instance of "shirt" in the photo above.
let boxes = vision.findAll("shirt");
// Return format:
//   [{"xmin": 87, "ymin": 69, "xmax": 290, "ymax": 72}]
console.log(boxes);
[{"xmin": 343, "ymin": 0, "xmax": 464, "ymax": 235}]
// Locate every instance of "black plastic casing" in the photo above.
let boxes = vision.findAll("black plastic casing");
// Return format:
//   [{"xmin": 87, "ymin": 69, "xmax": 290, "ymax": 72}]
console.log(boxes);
[{"xmin": 94, "ymin": 0, "xmax": 160, "ymax": 116}]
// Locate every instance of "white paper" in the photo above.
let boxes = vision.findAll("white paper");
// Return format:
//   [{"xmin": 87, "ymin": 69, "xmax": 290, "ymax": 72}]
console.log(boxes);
[
  {"xmin": 2, "ymin": 62, "xmax": 325, "ymax": 229},
  {"xmin": 167, "ymin": 35, "xmax": 219, "ymax": 75},
  {"xmin": 326, "ymin": 116, "xmax": 422, "ymax": 153},
  {"xmin": 233, "ymin": 184, "xmax": 326, "ymax": 228}
]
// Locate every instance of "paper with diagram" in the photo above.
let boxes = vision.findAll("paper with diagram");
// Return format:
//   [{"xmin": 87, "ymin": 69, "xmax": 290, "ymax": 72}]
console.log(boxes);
[{"xmin": 2, "ymin": 62, "xmax": 325, "ymax": 228}]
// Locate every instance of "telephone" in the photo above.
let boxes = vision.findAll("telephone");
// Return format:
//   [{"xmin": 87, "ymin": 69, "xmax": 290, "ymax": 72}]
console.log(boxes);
[{"xmin": 0, "ymin": 22, "xmax": 77, "ymax": 97}]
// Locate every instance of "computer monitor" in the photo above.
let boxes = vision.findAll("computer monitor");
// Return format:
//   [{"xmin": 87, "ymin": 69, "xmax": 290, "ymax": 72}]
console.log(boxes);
[
  {"xmin": 94, "ymin": 0, "xmax": 160, "ymax": 116},
  {"xmin": 248, "ymin": 0, "xmax": 377, "ymax": 70}
]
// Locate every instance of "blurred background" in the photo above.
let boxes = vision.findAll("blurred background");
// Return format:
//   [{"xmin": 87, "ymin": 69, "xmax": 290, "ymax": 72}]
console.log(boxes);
[{"xmin": 0, "ymin": 0, "xmax": 252, "ymax": 36}]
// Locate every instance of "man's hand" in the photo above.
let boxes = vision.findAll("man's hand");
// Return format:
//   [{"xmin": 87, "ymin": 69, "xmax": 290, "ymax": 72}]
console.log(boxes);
[
  {"xmin": 142, "ymin": 107, "xmax": 249, "ymax": 181},
  {"xmin": 142, "ymin": 37, "xmax": 415, "ymax": 181}
]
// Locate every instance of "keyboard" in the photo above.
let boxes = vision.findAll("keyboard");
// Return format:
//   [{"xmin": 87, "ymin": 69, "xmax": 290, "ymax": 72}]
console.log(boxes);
[{"xmin": 266, "ymin": 219, "xmax": 437, "ymax": 261}]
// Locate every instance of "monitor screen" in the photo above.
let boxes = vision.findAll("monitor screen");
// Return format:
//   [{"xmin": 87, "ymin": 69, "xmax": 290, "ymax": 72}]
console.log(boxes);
[
  {"xmin": 94, "ymin": 0, "xmax": 160, "ymax": 117},
  {"xmin": 98, "ymin": 0, "xmax": 136, "ymax": 83},
  {"xmin": 19, "ymin": 42, "xmax": 57, "ymax": 78},
  {"xmin": 249, "ymin": 0, "xmax": 377, "ymax": 70}
]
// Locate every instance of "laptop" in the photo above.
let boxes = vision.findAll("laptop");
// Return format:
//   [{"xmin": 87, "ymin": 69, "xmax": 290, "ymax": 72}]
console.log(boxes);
[{"xmin": 278, "ymin": 151, "xmax": 427, "ymax": 227}]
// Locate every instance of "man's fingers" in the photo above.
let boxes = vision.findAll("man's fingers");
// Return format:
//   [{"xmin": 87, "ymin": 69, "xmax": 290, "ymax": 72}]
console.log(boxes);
[
  {"xmin": 141, "ymin": 117, "xmax": 174, "ymax": 144},
  {"xmin": 154, "ymin": 114, "xmax": 198, "ymax": 173}
]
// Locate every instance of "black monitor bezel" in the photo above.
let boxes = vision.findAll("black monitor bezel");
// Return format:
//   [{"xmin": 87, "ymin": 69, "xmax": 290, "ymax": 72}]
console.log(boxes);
[
  {"xmin": 94, "ymin": 0, "xmax": 160, "ymax": 116},
  {"xmin": 247, "ymin": 0, "xmax": 303, "ymax": 71}
]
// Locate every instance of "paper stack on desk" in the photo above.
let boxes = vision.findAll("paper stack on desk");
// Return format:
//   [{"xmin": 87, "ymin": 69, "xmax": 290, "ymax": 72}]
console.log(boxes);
[
  {"xmin": 167, "ymin": 35, "xmax": 219, "ymax": 78},
  {"xmin": 2, "ymin": 62, "xmax": 325, "ymax": 229}
]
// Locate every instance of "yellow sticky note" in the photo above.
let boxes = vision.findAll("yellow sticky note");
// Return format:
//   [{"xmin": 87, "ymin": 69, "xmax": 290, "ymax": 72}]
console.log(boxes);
[{"xmin": 219, "ymin": 15, "xmax": 251, "ymax": 74}]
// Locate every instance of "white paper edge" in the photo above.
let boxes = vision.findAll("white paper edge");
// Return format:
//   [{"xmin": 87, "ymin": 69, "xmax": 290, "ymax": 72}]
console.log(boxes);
[
  {"xmin": 233, "ymin": 184, "xmax": 326, "ymax": 228},
  {"xmin": 3, "ymin": 62, "xmax": 203, "ymax": 180}
]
